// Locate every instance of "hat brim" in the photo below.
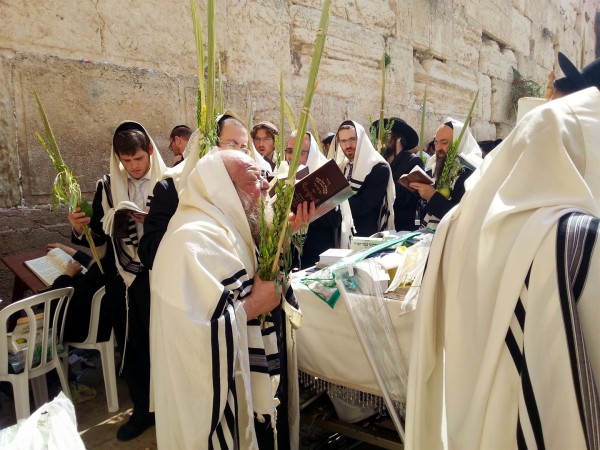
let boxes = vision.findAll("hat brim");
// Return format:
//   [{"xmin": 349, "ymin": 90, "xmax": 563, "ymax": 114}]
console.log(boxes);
[
  {"xmin": 371, "ymin": 118, "xmax": 419, "ymax": 150},
  {"xmin": 557, "ymin": 52, "xmax": 587, "ymax": 92}
]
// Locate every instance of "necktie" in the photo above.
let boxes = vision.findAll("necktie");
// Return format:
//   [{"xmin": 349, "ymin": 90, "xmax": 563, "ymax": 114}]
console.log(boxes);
[{"xmin": 346, "ymin": 163, "xmax": 353, "ymax": 181}]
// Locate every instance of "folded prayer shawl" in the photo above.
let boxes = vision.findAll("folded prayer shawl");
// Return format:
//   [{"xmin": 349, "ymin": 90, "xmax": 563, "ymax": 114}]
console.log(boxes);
[
  {"xmin": 406, "ymin": 88, "xmax": 600, "ymax": 449},
  {"xmin": 150, "ymin": 153, "xmax": 301, "ymax": 449},
  {"xmin": 332, "ymin": 120, "xmax": 395, "ymax": 233},
  {"xmin": 100, "ymin": 120, "xmax": 166, "ymax": 287}
]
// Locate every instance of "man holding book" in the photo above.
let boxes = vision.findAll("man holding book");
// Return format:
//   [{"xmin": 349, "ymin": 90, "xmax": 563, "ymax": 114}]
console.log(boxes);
[
  {"xmin": 68, "ymin": 120, "xmax": 166, "ymax": 441},
  {"xmin": 410, "ymin": 119, "xmax": 481, "ymax": 229},
  {"xmin": 334, "ymin": 120, "xmax": 395, "ymax": 237}
]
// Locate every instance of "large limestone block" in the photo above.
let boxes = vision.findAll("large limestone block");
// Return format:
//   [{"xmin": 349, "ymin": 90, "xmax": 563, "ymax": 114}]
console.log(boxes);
[
  {"xmin": 292, "ymin": 0, "xmax": 395, "ymax": 35},
  {"xmin": 510, "ymin": 7, "xmax": 532, "ymax": 56},
  {"xmin": 385, "ymin": 38, "xmax": 415, "ymax": 112},
  {"xmin": 490, "ymin": 77, "xmax": 513, "ymax": 123},
  {"xmin": 467, "ymin": 0, "xmax": 512, "ymax": 45},
  {"xmin": 479, "ymin": 40, "xmax": 517, "ymax": 81},
  {"xmin": 409, "ymin": 0, "xmax": 453, "ymax": 59},
  {"xmin": 0, "ymin": 0, "xmax": 198, "ymax": 76},
  {"xmin": 0, "ymin": 55, "xmax": 21, "ymax": 208},
  {"xmin": 419, "ymin": 59, "xmax": 479, "ymax": 119},
  {"xmin": 221, "ymin": 0, "xmax": 292, "ymax": 86},
  {"xmin": 478, "ymin": 73, "xmax": 492, "ymax": 122},
  {"xmin": 452, "ymin": 11, "xmax": 482, "ymax": 68},
  {"xmin": 12, "ymin": 54, "xmax": 179, "ymax": 201},
  {"xmin": 289, "ymin": 5, "xmax": 383, "ymax": 100}
]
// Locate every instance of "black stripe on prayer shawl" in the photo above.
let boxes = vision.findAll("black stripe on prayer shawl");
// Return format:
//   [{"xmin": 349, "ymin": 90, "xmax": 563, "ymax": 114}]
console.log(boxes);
[
  {"xmin": 284, "ymin": 283, "xmax": 299, "ymax": 309},
  {"xmin": 557, "ymin": 212, "xmax": 600, "ymax": 450},
  {"xmin": 521, "ymin": 353, "xmax": 546, "ymax": 449},
  {"xmin": 248, "ymin": 348, "xmax": 269, "ymax": 374},
  {"xmin": 209, "ymin": 302, "xmax": 237, "ymax": 449},
  {"xmin": 101, "ymin": 175, "xmax": 144, "ymax": 275},
  {"xmin": 507, "ymin": 267, "xmax": 547, "ymax": 449}
]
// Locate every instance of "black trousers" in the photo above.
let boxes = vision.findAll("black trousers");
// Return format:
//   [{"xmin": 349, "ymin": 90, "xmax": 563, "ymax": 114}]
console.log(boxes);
[{"xmin": 107, "ymin": 269, "xmax": 151, "ymax": 415}]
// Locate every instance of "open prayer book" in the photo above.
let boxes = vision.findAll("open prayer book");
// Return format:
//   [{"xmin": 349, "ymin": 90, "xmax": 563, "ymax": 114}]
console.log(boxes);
[
  {"xmin": 398, "ymin": 165, "xmax": 434, "ymax": 192},
  {"xmin": 25, "ymin": 247, "xmax": 87, "ymax": 286},
  {"xmin": 291, "ymin": 159, "xmax": 354, "ymax": 222},
  {"xmin": 113, "ymin": 200, "xmax": 147, "ymax": 238}
]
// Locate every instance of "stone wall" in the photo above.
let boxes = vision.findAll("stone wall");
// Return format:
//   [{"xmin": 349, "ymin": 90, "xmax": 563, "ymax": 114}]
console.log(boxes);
[{"xmin": 1, "ymin": 0, "xmax": 598, "ymax": 301}]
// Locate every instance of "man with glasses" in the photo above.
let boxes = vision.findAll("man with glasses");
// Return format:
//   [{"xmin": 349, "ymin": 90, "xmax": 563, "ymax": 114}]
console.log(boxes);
[
  {"xmin": 168, "ymin": 124, "xmax": 192, "ymax": 166},
  {"xmin": 251, "ymin": 121, "xmax": 278, "ymax": 170},
  {"xmin": 334, "ymin": 120, "xmax": 395, "ymax": 237}
]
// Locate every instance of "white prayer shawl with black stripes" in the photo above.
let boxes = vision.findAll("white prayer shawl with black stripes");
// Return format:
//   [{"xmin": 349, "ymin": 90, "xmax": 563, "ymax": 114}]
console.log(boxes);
[
  {"xmin": 332, "ymin": 120, "xmax": 395, "ymax": 233},
  {"xmin": 150, "ymin": 153, "xmax": 301, "ymax": 449},
  {"xmin": 406, "ymin": 88, "xmax": 600, "ymax": 450},
  {"xmin": 100, "ymin": 120, "xmax": 167, "ymax": 288}
]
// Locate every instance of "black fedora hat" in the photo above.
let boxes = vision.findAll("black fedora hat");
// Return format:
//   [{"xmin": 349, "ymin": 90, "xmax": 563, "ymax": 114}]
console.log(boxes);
[
  {"xmin": 554, "ymin": 52, "xmax": 600, "ymax": 95},
  {"xmin": 370, "ymin": 117, "xmax": 419, "ymax": 150}
]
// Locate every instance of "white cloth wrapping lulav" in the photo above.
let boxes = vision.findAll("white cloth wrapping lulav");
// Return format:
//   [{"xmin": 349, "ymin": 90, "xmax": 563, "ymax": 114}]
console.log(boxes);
[
  {"xmin": 406, "ymin": 87, "xmax": 600, "ymax": 450},
  {"xmin": 150, "ymin": 153, "xmax": 301, "ymax": 449}
]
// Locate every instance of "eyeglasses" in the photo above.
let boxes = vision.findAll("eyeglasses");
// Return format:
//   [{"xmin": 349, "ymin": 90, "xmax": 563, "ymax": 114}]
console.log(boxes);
[
  {"xmin": 285, "ymin": 148, "xmax": 309, "ymax": 155},
  {"xmin": 253, "ymin": 136, "xmax": 273, "ymax": 143},
  {"xmin": 168, "ymin": 138, "xmax": 175, "ymax": 151},
  {"xmin": 338, "ymin": 137, "xmax": 357, "ymax": 146}
]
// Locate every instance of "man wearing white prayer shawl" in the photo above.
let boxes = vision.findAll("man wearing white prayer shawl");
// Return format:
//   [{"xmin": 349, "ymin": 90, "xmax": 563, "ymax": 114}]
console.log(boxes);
[
  {"xmin": 411, "ymin": 118, "xmax": 482, "ymax": 230},
  {"xmin": 284, "ymin": 131, "xmax": 342, "ymax": 268},
  {"xmin": 332, "ymin": 120, "xmax": 395, "ymax": 237},
  {"xmin": 68, "ymin": 120, "xmax": 166, "ymax": 441},
  {"xmin": 150, "ymin": 151, "xmax": 306, "ymax": 449},
  {"xmin": 406, "ymin": 87, "xmax": 600, "ymax": 450}
]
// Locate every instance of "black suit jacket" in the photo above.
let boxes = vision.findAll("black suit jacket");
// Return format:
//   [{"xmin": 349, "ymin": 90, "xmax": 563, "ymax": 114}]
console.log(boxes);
[{"xmin": 348, "ymin": 162, "xmax": 391, "ymax": 237}]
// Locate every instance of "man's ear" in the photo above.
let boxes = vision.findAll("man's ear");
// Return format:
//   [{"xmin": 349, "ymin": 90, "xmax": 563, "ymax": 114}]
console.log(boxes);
[{"xmin": 148, "ymin": 142, "xmax": 154, "ymax": 156}]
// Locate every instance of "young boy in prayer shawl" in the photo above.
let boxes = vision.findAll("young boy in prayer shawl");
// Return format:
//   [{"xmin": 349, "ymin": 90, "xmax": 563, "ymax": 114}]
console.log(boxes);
[
  {"xmin": 284, "ymin": 131, "xmax": 343, "ymax": 268},
  {"xmin": 150, "ymin": 151, "xmax": 311, "ymax": 450},
  {"xmin": 332, "ymin": 120, "xmax": 395, "ymax": 237},
  {"xmin": 68, "ymin": 120, "xmax": 166, "ymax": 441},
  {"xmin": 406, "ymin": 86, "xmax": 600, "ymax": 450},
  {"xmin": 411, "ymin": 118, "xmax": 482, "ymax": 230}
]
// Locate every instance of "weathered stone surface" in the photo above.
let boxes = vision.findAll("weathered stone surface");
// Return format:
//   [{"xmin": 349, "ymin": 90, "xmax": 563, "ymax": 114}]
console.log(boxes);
[
  {"xmin": 0, "ymin": 53, "xmax": 21, "ymax": 208},
  {"xmin": 1, "ymin": 0, "xmax": 599, "ymax": 300}
]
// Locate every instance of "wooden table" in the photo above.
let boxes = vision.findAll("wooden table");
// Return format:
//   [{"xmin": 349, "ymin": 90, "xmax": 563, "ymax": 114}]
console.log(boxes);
[{"xmin": 2, "ymin": 249, "xmax": 48, "ymax": 303}]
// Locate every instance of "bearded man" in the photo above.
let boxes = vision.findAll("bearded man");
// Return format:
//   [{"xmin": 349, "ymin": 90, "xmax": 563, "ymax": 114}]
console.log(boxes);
[
  {"xmin": 150, "ymin": 151, "xmax": 311, "ymax": 449},
  {"xmin": 410, "ymin": 119, "xmax": 481, "ymax": 229}
]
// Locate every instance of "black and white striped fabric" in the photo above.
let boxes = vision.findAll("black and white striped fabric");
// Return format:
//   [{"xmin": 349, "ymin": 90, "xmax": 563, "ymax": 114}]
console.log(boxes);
[{"xmin": 150, "ymin": 152, "xmax": 302, "ymax": 449}]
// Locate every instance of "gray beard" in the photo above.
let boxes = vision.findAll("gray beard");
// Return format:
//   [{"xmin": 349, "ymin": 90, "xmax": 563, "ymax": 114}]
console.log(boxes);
[{"xmin": 238, "ymin": 191, "xmax": 274, "ymax": 246}]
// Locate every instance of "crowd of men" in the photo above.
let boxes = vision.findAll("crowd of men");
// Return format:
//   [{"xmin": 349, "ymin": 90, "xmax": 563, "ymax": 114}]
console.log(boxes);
[{"xmin": 54, "ymin": 51, "xmax": 600, "ymax": 449}]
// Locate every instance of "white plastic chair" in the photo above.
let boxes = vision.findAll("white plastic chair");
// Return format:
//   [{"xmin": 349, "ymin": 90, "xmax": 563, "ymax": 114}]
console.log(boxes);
[
  {"xmin": 63, "ymin": 286, "xmax": 119, "ymax": 412},
  {"xmin": 0, "ymin": 287, "xmax": 74, "ymax": 421}
]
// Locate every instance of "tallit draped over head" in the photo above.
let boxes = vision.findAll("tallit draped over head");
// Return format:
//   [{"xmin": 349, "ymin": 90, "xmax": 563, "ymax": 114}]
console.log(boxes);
[
  {"xmin": 150, "ymin": 152, "xmax": 292, "ymax": 449},
  {"xmin": 305, "ymin": 131, "xmax": 328, "ymax": 173},
  {"xmin": 406, "ymin": 87, "xmax": 600, "ymax": 449},
  {"xmin": 332, "ymin": 120, "xmax": 395, "ymax": 231},
  {"xmin": 101, "ymin": 120, "xmax": 166, "ymax": 286},
  {"xmin": 426, "ymin": 117, "xmax": 482, "ymax": 172}
]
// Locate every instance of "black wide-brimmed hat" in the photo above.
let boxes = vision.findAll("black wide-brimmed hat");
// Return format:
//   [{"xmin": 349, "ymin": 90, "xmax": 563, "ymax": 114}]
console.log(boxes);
[
  {"xmin": 321, "ymin": 132, "xmax": 335, "ymax": 145},
  {"xmin": 370, "ymin": 117, "xmax": 419, "ymax": 150},
  {"xmin": 554, "ymin": 52, "xmax": 600, "ymax": 95}
]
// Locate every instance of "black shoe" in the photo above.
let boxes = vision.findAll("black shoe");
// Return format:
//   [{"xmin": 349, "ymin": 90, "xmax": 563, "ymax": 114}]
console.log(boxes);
[{"xmin": 116, "ymin": 412, "xmax": 155, "ymax": 441}]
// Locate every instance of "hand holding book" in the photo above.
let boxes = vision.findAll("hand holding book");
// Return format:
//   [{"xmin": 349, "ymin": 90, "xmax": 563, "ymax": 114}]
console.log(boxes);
[{"xmin": 398, "ymin": 165, "xmax": 434, "ymax": 192}]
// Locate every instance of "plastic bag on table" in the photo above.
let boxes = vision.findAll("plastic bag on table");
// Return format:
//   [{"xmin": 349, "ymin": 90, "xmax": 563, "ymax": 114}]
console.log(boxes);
[{"xmin": 0, "ymin": 392, "xmax": 85, "ymax": 450}]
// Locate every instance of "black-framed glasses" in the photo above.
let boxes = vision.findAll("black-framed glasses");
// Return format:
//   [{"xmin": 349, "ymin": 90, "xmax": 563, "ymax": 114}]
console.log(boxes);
[
  {"xmin": 338, "ymin": 137, "xmax": 357, "ymax": 146},
  {"xmin": 285, "ymin": 148, "xmax": 309, "ymax": 155}
]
